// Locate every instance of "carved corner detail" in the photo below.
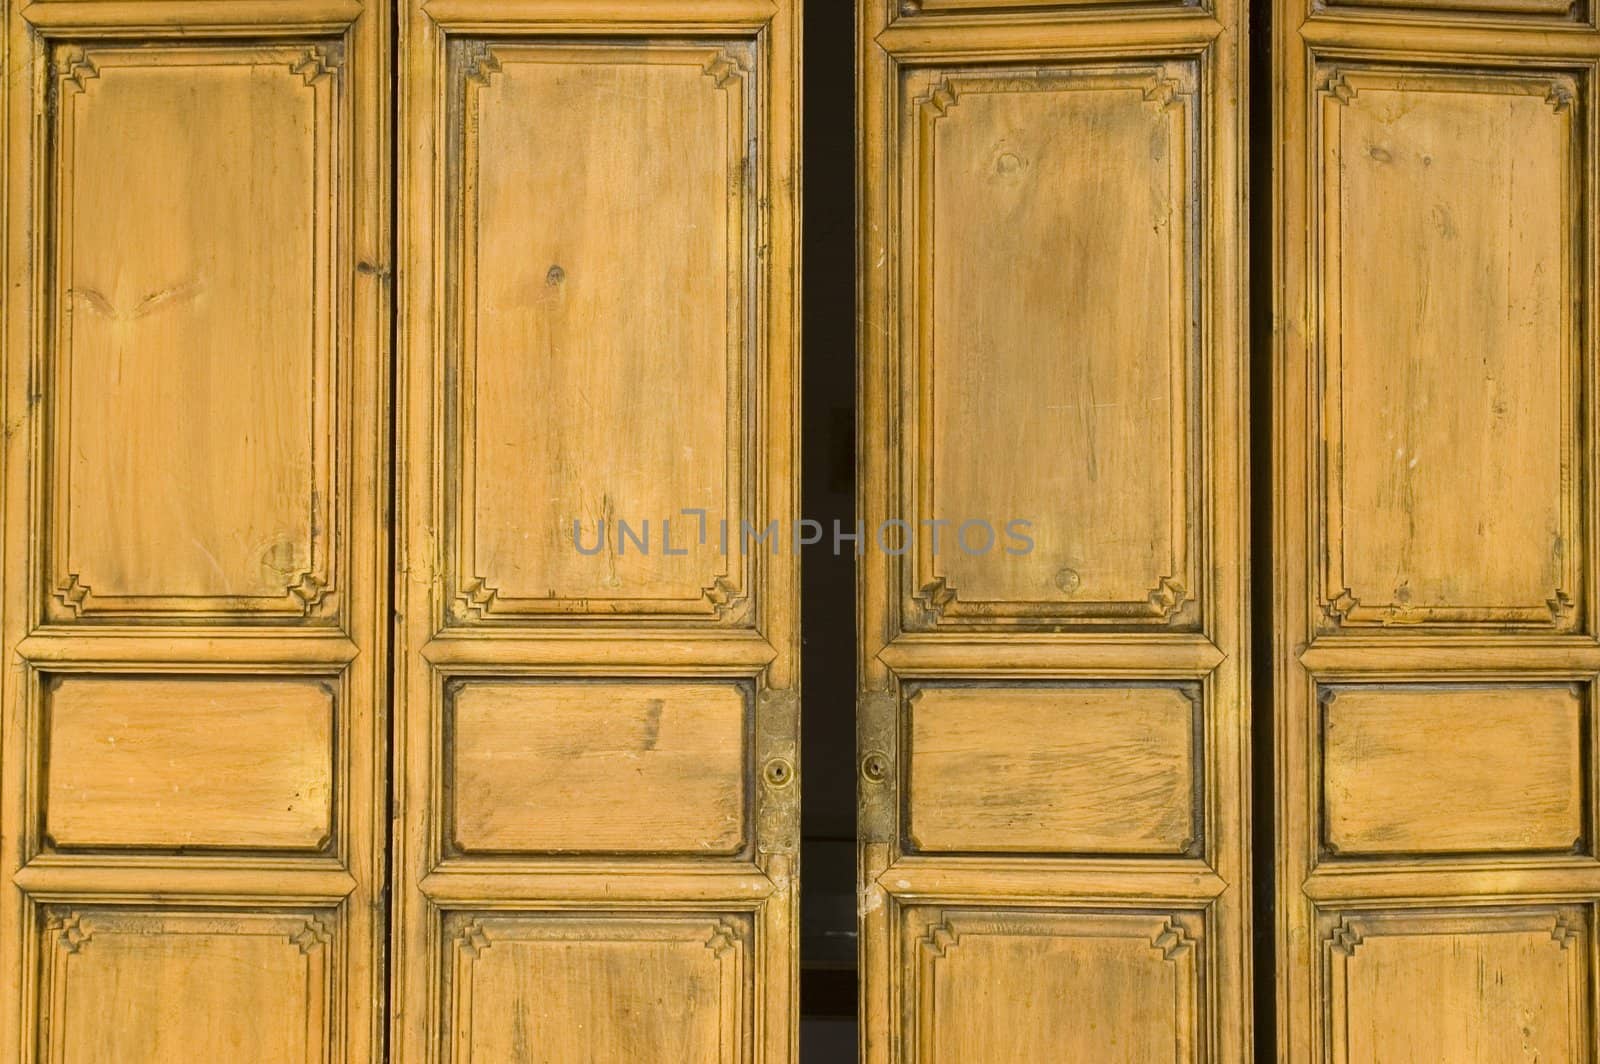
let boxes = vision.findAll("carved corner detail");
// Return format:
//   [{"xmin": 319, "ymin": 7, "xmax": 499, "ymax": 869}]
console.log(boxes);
[
  {"xmin": 1552, "ymin": 913, "xmax": 1581, "ymax": 949},
  {"xmin": 50, "ymin": 912, "xmax": 91, "ymax": 954},
  {"xmin": 704, "ymin": 920, "xmax": 742, "ymax": 958},
  {"xmin": 701, "ymin": 574, "xmax": 745, "ymax": 618},
  {"xmin": 461, "ymin": 42, "xmax": 503, "ymax": 88},
  {"xmin": 1326, "ymin": 918, "xmax": 1364, "ymax": 957},
  {"xmin": 1546, "ymin": 79, "xmax": 1577, "ymax": 114},
  {"xmin": 1142, "ymin": 65, "xmax": 1197, "ymax": 111},
  {"xmin": 1151, "ymin": 918, "xmax": 1194, "ymax": 962},
  {"xmin": 1548, "ymin": 589, "xmax": 1576, "ymax": 623},
  {"xmin": 1319, "ymin": 71, "xmax": 1356, "ymax": 105},
  {"xmin": 911, "ymin": 577, "xmax": 957, "ymax": 624},
  {"xmin": 291, "ymin": 916, "xmax": 332, "ymax": 954},
  {"xmin": 1323, "ymin": 587, "xmax": 1358, "ymax": 627},
  {"xmin": 919, "ymin": 921, "xmax": 958, "ymax": 960},
  {"xmin": 455, "ymin": 577, "xmax": 500, "ymax": 619},
  {"xmin": 56, "ymin": 48, "xmax": 100, "ymax": 94},
  {"xmin": 702, "ymin": 51, "xmax": 748, "ymax": 90},
  {"xmin": 291, "ymin": 45, "xmax": 342, "ymax": 86},
  {"xmin": 456, "ymin": 920, "xmax": 492, "ymax": 958},
  {"xmin": 915, "ymin": 79, "xmax": 958, "ymax": 120},
  {"xmin": 1147, "ymin": 575, "xmax": 1188, "ymax": 619},
  {"xmin": 289, "ymin": 571, "xmax": 331, "ymax": 612},
  {"xmin": 52, "ymin": 574, "xmax": 90, "ymax": 617}
]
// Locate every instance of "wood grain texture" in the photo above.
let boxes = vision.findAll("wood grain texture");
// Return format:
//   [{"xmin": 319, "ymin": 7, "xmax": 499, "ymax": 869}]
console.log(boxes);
[
  {"xmin": 37, "ymin": 908, "xmax": 338, "ymax": 1064},
  {"xmin": 449, "ymin": 40, "xmax": 752, "ymax": 624},
  {"xmin": 1322, "ymin": 908, "xmax": 1591, "ymax": 1063},
  {"xmin": 906, "ymin": 62, "xmax": 1197, "ymax": 628},
  {"xmin": 396, "ymin": 2, "xmax": 800, "ymax": 1060},
  {"xmin": 859, "ymin": 1, "xmax": 1249, "ymax": 1059},
  {"xmin": 900, "ymin": 908, "xmax": 1202, "ymax": 1063},
  {"xmin": 46, "ymin": 44, "xmax": 341, "ymax": 623},
  {"xmin": 1273, "ymin": 0, "xmax": 1600, "ymax": 1057},
  {"xmin": 444, "ymin": 913, "xmax": 750, "ymax": 1063},
  {"xmin": 906, "ymin": 684, "xmax": 1199, "ymax": 854},
  {"xmin": 448, "ymin": 680, "xmax": 747, "ymax": 854},
  {"xmin": 1321, "ymin": 685, "xmax": 1584, "ymax": 856},
  {"xmin": 45, "ymin": 675, "xmax": 335, "ymax": 852},
  {"xmin": 1318, "ymin": 66, "xmax": 1580, "ymax": 631},
  {"xmin": 2, "ymin": 10, "xmax": 390, "ymax": 1063}
]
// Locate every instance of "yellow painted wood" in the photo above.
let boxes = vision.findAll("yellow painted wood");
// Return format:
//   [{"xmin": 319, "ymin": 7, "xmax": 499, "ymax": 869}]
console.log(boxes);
[
  {"xmin": 1322, "ymin": 685, "xmax": 1583, "ymax": 857},
  {"xmin": 394, "ymin": 1, "xmax": 801, "ymax": 1060},
  {"xmin": 1273, "ymin": 0, "xmax": 1600, "ymax": 1058},
  {"xmin": 45, "ymin": 676, "xmax": 335, "ymax": 852},
  {"xmin": 0, "ymin": 4, "xmax": 391, "ymax": 1061},
  {"xmin": 906, "ymin": 685, "xmax": 1198, "ymax": 855},
  {"xmin": 858, "ymin": 2, "xmax": 1250, "ymax": 1059},
  {"xmin": 449, "ymin": 680, "xmax": 746, "ymax": 855}
]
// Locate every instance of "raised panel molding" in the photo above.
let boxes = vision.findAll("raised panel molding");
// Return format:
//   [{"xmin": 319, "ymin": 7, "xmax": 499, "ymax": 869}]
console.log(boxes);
[
  {"xmin": 442, "ymin": 912, "xmax": 751, "ymax": 1063},
  {"xmin": 36, "ymin": 907, "xmax": 339, "ymax": 1063},
  {"xmin": 43, "ymin": 43, "xmax": 346, "ymax": 625},
  {"xmin": 900, "ymin": 907, "xmax": 1203, "ymax": 1063},
  {"xmin": 1319, "ymin": 908, "xmax": 1592, "ymax": 1063},
  {"xmin": 443, "ymin": 38, "xmax": 758, "ymax": 627},
  {"xmin": 1318, "ymin": 683, "xmax": 1588, "ymax": 859},
  {"xmin": 43, "ymin": 674, "xmax": 338, "ymax": 854},
  {"xmin": 904, "ymin": 683, "xmax": 1203, "ymax": 856},
  {"xmin": 444, "ymin": 679, "xmax": 749, "ymax": 856},
  {"xmin": 1312, "ymin": 65, "xmax": 1585, "ymax": 632},
  {"xmin": 898, "ymin": 61, "xmax": 1201, "ymax": 631}
]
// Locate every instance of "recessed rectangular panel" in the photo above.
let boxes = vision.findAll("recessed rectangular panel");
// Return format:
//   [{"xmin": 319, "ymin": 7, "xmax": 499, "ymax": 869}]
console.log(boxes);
[
  {"xmin": 906, "ymin": 685, "xmax": 1199, "ymax": 854},
  {"xmin": 45, "ymin": 675, "xmax": 335, "ymax": 852},
  {"xmin": 37, "ymin": 908, "xmax": 335, "ymax": 1063},
  {"xmin": 1317, "ymin": 66, "xmax": 1582, "ymax": 630},
  {"xmin": 1321, "ymin": 684, "xmax": 1584, "ymax": 857},
  {"xmin": 1324, "ymin": 0, "xmax": 1574, "ymax": 16},
  {"xmin": 449, "ymin": 41, "xmax": 753, "ymax": 624},
  {"xmin": 912, "ymin": 0, "xmax": 1191, "ymax": 7},
  {"xmin": 47, "ymin": 44, "xmax": 341, "ymax": 623},
  {"xmin": 1323, "ymin": 908, "xmax": 1590, "ymax": 1062},
  {"xmin": 443, "ymin": 912, "xmax": 749, "ymax": 1063},
  {"xmin": 905, "ymin": 62, "xmax": 1198, "ymax": 628},
  {"xmin": 902, "ymin": 907, "xmax": 1201, "ymax": 1062},
  {"xmin": 448, "ymin": 680, "xmax": 747, "ymax": 855}
]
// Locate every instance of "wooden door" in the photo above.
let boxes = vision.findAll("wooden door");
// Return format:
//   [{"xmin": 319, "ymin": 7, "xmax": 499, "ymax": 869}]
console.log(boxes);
[
  {"xmin": 1273, "ymin": 1, "xmax": 1600, "ymax": 1058},
  {"xmin": 393, "ymin": 0, "xmax": 801, "ymax": 1060},
  {"xmin": 0, "ymin": 0, "xmax": 391, "ymax": 1060},
  {"xmin": 857, "ymin": 2, "xmax": 1250, "ymax": 1060}
]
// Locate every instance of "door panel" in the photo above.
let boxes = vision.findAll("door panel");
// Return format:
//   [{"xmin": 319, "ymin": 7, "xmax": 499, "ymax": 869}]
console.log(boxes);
[
  {"xmin": 1, "ymin": 3, "xmax": 389, "ymax": 1060},
  {"xmin": 1274, "ymin": 2, "xmax": 1600, "ymax": 1058},
  {"xmin": 395, "ymin": 1, "xmax": 800, "ymax": 1060},
  {"xmin": 858, "ymin": 2, "xmax": 1249, "ymax": 1060}
]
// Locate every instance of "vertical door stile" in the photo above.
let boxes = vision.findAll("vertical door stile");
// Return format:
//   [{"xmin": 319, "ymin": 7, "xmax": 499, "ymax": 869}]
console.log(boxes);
[
  {"xmin": 0, "ymin": 0, "xmax": 391, "ymax": 1060},
  {"xmin": 1275, "ymin": 0, "xmax": 1600, "ymax": 1058},
  {"xmin": 395, "ymin": 1, "xmax": 802, "ymax": 1061},
  {"xmin": 858, "ymin": 0, "xmax": 1250, "ymax": 1060}
]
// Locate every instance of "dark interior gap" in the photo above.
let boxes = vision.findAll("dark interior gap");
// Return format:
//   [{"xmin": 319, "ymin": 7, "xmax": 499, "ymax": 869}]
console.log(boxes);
[
  {"xmin": 798, "ymin": 4, "xmax": 861, "ymax": 1057},
  {"xmin": 1247, "ymin": 0, "xmax": 1278, "ymax": 1057}
]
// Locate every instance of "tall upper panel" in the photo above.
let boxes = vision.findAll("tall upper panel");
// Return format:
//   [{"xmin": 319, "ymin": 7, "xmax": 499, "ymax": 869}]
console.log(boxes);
[
  {"xmin": 904, "ymin": 63, "xmax": 1199, "ymax": 629},
  {"xmin": 48, "ymin": 44, "xmax": 345, "ymax": 624},
  {"xmin": 448, "ymin": 40, "xmax": 756, "ymax": 625}
]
